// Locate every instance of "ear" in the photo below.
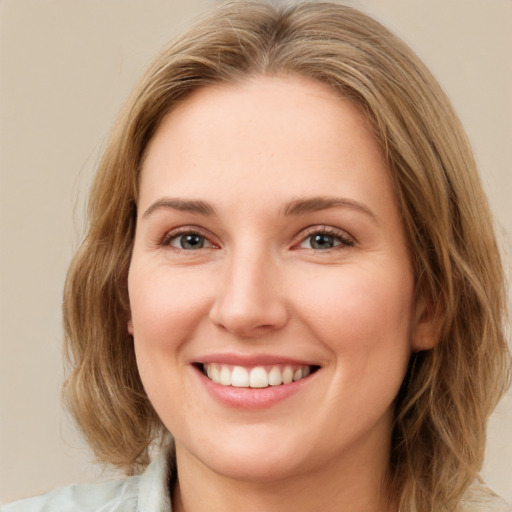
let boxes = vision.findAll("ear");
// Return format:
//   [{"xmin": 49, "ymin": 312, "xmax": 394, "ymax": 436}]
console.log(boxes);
[
  {"xmin": 127, "ymin": 317, "xmax": 134, "ymax": 335},
  {"xmin": 411, "ymin": 295, "xmax": 437, "ymax": 352}
]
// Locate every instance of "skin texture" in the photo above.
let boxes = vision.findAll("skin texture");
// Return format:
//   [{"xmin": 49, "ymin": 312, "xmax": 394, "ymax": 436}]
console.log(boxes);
[{"xmin": 127, "ymin": 75, "xmax": 434, "ymax": 512}]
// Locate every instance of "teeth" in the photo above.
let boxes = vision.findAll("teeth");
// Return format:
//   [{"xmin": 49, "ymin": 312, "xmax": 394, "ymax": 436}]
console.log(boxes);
[
  {"xmin": 202, "ymin": 363, "xmax": 314, "ymax": 388},
  {"xmin": 211, "ymin": 364, "xmax": 220, "ymax": 383},
  {"xmin": 268, "ymin": 366, "xmax": 282, "ymax": 386},
  {"xmin": 282, "ymin": 366, "xmax": 293, "ymax": 384},
  {"xmin": 231, "ymin": 366, "xmax": 249, "ymax": 387},
  {"xmin": 220, "ymin": 366, "xmax": 231, "ymax": 386},
  {"xmin": 249, "ymin": 367, "xmax": 268, "ymax": 388}
]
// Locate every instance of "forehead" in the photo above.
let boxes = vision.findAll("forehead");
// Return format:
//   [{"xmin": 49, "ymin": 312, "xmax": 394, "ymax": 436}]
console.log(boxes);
[
  {"xmin": 145, "ymin": 74, "xmax": 374, "ymax": 159},
  {"xmin": 139, "ymin": 74, "xmax": 394, "ymax": 216}
]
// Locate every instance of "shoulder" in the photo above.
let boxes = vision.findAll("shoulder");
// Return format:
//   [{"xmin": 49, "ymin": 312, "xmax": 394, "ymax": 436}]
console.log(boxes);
[
  {"xmin": 2, "ymin": 475, "xmax": 140, "ymax": 512},
  {"xmin": 2, "ymin": 447, "xmax": 173, "ymax": 512},
  {"xmin": 459, "ymin": 480, "xmax": 512, "ymax": 512},
  {"xmin": 2, "ymin": 476, "xmax": 140, "ymax": 512}
]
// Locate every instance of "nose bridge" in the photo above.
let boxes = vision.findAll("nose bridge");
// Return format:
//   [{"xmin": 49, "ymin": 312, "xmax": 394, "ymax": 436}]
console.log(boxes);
[{"xmin": 210, "ymin": 241, "xmax": 287, "ymax": 337}]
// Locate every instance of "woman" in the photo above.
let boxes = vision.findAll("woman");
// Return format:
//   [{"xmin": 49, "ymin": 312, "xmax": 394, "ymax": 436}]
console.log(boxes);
[{"xmin": 5, "ymin": 1, "xmax": 510, "ymax": 511}]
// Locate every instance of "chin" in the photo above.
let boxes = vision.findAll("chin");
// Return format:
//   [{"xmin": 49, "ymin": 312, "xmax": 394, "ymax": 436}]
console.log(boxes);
[
  {"xmin": 205, "ymin": 452, "xmax": 308, "ymax": 483},
  {"xmin": 176, "ymin": 429, "xmax": 317, "ymax": 483}
]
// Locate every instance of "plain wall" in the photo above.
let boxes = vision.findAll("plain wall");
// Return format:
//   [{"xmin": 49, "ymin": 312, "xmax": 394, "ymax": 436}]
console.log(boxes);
[{"xmin": 0, "ymin": 0, "xmax": 510, "ymax": 504}]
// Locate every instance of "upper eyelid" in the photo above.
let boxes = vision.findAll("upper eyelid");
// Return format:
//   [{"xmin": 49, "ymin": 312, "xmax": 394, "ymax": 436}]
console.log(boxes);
[
  {"xmin": 157, "ymin": 224, "xmax": 355, "ymax": 248},
  {"xmin": 160, "ymin": 225, "xmax": 218, "ymax": 247},
  {"xmin": 292, "ymin": 225, "xmax": 355, "ymax": 246}
]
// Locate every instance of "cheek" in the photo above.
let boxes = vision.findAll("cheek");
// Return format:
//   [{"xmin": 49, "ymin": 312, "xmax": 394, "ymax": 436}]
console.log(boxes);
[
  {"xmin": 294, "ymin": 263, "xmax": 414, "ymax": 359},
  {"xmin": 283, "ymin": 264, "xmax": 414, "ymax": 448},
  {"xmin": 127, "ymin": 266, "xmax": 206, "ymax": 406},
  {"xmin": 128, "ymin": 266, "xmax": 211, "ymax": 422},
  {"xmin": 128, "ymin": 265, "xmax": 212, "ymax": 347}
]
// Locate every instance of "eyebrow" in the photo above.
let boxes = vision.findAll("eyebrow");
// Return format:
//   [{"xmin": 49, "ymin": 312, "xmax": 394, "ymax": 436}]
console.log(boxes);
[
  {"xmin": 283, "ymin": 196, "xmax": 378, "ymax": 223},
  {"xmin": 142, "ymin": 195, "xmax": 377, "ymax": 223},
  {"xmin": 142, "ymin": 198, "xmax": 216, "ymax": 218}
]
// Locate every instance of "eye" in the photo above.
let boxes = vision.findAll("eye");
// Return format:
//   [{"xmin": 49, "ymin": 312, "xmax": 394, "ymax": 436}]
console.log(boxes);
[
  {"xmin": 297, "ymin": 227, "xmax": 354, "ymax": 251},
  {"xmin": 166, "ymin": 231, "xmax": 213, "ymax": 250},
  {"xmin": 302, "ymin": 233, "xmax": 340, "ymax": 250}
]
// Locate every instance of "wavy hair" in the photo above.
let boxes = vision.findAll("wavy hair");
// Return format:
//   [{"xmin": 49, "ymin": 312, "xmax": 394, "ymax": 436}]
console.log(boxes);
[{"xmin": 63, "ymin": 2, "xmax": 510, "ymax": 511}]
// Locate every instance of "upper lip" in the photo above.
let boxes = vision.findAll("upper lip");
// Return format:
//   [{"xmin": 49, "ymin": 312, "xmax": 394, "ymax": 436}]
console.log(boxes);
[{"xmin": 192, "ymin": 353, "xmax": 320, "ymax": 367}]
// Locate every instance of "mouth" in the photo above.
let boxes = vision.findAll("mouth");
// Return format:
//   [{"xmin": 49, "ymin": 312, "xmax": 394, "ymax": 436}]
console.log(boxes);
[{"xmin": 196, "ymin": 363, "xmax": 320, "ymax": 388}]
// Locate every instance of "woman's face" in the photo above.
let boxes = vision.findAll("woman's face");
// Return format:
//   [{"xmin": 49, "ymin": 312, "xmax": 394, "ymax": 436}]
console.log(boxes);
[{"xmin": 128, "ymin": 75, "xmax": 432, "ymax": 482}]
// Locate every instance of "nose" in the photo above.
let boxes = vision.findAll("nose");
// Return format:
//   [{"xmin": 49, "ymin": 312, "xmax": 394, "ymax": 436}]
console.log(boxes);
[{"xmin": 209, "ymin": 249, "xmax": 289, "ymax": 338}]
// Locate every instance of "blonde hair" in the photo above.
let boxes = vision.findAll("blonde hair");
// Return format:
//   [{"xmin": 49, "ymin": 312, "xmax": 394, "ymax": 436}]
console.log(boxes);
[{"xmin": 63, "ymin": 2, "xmax": 510, "ymax": 511}]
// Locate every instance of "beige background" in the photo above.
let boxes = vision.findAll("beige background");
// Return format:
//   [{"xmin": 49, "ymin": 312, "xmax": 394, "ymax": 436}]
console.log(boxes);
[{"xmin": 0, "ymin": 0, "xmax": 510, "ymax": 504}]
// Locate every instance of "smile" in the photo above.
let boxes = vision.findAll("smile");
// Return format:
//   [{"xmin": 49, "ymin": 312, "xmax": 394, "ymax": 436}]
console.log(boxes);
[{"xmin": 201, "ymin": 363, "xmax": 317, "ymax": 388}]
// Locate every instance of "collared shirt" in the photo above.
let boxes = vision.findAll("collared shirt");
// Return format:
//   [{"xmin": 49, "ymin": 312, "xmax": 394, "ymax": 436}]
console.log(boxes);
[
  {"xmin": 2, "ymin": 449, "xmax": 172, "ymax": 512},
  {"xmin": 3, "ymin": 450, "xmax": 511, "ymax": 512}
]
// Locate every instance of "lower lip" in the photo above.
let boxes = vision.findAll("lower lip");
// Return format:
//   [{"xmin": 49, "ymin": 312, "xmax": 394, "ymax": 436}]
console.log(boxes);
[{"xmin": 195, "ymin": 368, "xmax": 313, "ymax": 409}]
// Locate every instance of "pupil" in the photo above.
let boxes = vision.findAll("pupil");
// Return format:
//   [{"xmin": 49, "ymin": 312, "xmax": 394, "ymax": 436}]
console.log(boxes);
[
  {"xmin": 181, "ymin": 234, "xmax": 204, "ymax": 249},
  {"xmin": 311, "ymin": 234, "xmax": 334, "ymax": 249}
]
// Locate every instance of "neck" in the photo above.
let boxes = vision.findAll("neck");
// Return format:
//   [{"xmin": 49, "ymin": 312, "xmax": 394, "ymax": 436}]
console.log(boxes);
[{"xmin": 171, "ymin": 439, "xmax": 395, "ymax": 512}]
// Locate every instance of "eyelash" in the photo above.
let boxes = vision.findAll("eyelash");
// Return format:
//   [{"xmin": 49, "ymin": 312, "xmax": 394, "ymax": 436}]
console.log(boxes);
[
  {"xmin": 159, "ymin": 225, "xmax": 355, "ymax": 251},
  {"xmin": 159, "ymin": 227, "xmax": 217, "ymax": 251},
  {"xmin": 292, "ymin": 226, "xmax": 355, "ymax": 251}
]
